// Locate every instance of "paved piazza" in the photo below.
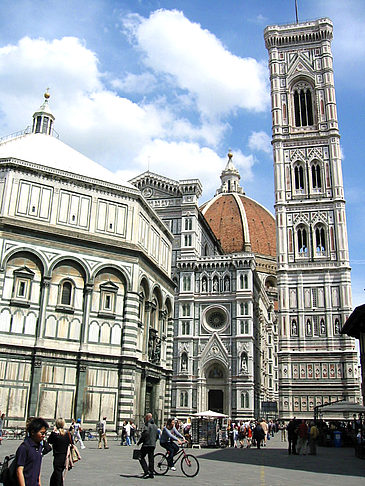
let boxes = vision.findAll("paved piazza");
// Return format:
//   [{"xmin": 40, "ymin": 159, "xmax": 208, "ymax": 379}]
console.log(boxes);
[{"xmin": 0, "ymin": 435, "xmax": 363, "ymax": 485}]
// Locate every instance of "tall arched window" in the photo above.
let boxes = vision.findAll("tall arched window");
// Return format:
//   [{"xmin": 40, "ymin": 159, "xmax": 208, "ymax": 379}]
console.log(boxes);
[
  {"xmin": 60, "ymin": 281, "xmax": 73, "ymax": 306},
  {"xmin": 294, "ymin": 165, "xmax": 304, "ymax": 190},
  {"xmin": 311, "ymin": 163, "xmax": 322, "ymax": 189},
  {"xmin": 297, "ymin": 227, "xmax": 308, "ymax": 254},
  {"xmin": 315, "ymin": 226, "xmax": 326, "ymax": 253},
  {"xmin": 293, "ymin": 83, "xmax": 314, "ymax": 127},
  {"xmin": 241, "ymin": 392, "xmax": 249, "ymax": 408}
]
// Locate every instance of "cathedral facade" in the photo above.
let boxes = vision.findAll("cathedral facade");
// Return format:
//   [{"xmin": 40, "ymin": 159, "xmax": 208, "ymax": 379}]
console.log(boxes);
[{"xmin": 131, "ymin": 156, "xmax": 279, "ymax": 420}]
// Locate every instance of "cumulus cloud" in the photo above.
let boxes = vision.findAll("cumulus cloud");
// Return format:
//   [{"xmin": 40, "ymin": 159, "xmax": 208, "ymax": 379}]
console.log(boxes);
[
  {"xmin": 117, "ymin": 140, "xmax": 255, "ymax": 195},
  {"xmin": 0, "ymin": 24, "xmax": 262, "ymax": 199},
  {"xmin": 111, "ymin": 72, "xmax": 157, "ymax": 94},
  {"xmin": 248, "ymin": 131, "xmax": 272, "ymax": 154},
  {"xmin": 122, "ymin": 9, "xmax": 270, "ymax": 118}
]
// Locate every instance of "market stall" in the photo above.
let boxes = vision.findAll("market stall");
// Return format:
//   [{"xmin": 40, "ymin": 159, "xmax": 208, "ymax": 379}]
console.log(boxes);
[{"xmin": 190, "ymin": 410, "xmax": 228, "ymax": 447}]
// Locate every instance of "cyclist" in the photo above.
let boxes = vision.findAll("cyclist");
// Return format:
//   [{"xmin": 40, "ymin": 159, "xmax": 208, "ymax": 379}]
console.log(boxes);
[{"xmin": 160, "ymin": 418, "xmax": 185, "ymax": 471}]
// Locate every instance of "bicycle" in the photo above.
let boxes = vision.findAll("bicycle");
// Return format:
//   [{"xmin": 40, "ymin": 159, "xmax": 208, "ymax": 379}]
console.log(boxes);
[{"xmin": 154, "ymin": 446, "xmax": 199, "ymax": 477}]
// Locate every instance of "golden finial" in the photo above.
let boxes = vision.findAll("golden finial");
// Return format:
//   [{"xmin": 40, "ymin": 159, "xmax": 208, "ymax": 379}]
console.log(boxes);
[
  {"xmin": 44, "ymin": 88, "xmax": 50, "ymax": 100},
  {"xmin": 228, "ymin": 149, "xmax": 233, "ymax": 160}
]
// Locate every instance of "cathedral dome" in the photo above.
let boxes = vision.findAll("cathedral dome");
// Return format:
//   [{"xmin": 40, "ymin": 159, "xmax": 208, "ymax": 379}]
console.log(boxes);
[{"xmin": 201, "ymin": 154, "xmax": 276, "ymax": 257}]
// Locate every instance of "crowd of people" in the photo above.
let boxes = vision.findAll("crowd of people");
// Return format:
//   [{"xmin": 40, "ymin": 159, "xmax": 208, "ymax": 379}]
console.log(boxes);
[{"xmin": 1, "ymin": 412, "xmax": 363, "ymax": 485}]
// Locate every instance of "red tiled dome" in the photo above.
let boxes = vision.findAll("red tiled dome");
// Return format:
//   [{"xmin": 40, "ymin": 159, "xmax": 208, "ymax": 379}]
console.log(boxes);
[{"xmin": 201, "ymin": 193, "xmax": 276, "ymax": 257}]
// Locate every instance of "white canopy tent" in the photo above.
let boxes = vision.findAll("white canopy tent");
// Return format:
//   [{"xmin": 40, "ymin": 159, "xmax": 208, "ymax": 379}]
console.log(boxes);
[{"xmin": 191, "ymin": 410, "xmax": 228, "ymax": 418}]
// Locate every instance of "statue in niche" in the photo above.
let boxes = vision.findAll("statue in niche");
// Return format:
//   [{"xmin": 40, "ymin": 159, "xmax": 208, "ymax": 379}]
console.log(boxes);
[
  {"xmin": 320, "ymin": 320, "xmax": 326, "ymax": 334},
  {"xmin": 181, "ymin": 353, "xmax": 188, "ymax": 372},
  {"xmin": 334, "ymin": 320, "xmax": 340, "ymax": 334},
  {"xmin": 202, "ymin": 278, "xmax": 207, "ymax": 292},
  {"xmin": 306, "ymin": 320, "xmax": 312, "ymax": 335},
  {"xmin": 241, "ymin": 352, "xmax": 248, "ymax": 373},
  {"xmin": 213, "ymin": 278, "xmax": 219, "ymax": 292},
  {"xmin": 224, "ymin": 277, "xmax": 230, "ymax": 291},
  {"xmin": 291, "ymin": 321, "xmax": 297, "ymax": 336}
]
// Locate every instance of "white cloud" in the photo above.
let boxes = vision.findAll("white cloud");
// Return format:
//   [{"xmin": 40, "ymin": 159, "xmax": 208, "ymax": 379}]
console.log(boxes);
[
  {"xmin": 248, "ymin": 131, "xmax": 271, "ymax": 154},
  {"xmin": 111, "ymin": 72, "xmax": 157, "ymax": 94},
  {"xmin": 0, "ymin": 36, "xmax": 227, "ymax": 172},
  {"xmin": 0, "ymin": 31, "xmax": 260, "ymax": 198},
  {"xmin": 122, "ymin": 9, "xmax": 270, "ymax": 118},
  {"xmin": 117, "ymin": 140, "xmax": 255, "ymax": 198}
]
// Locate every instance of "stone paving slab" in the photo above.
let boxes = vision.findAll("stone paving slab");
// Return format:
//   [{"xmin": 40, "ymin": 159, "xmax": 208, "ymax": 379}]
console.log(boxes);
[{"xmin": 0, "ymin": 435, "xmax": 364, "ymax": 485}]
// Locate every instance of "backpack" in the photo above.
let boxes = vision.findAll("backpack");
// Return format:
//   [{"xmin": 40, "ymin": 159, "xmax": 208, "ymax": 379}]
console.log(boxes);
[
  {"xmin": 96, "ymin": 421, "xmax": 103, "ymax": 433},
  {"xmin": 0, "ymin": 454, "xmax": 18, "ymax": 486}
]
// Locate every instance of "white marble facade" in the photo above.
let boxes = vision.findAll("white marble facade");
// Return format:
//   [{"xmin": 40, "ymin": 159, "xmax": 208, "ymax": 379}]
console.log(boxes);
[
  {"xmin": 0, "ymin": 96, "xmax": 175, "ymax": 429},
  {"xmin": 264, "ymin": 18, "xmax": 360, "ymax": 417}
]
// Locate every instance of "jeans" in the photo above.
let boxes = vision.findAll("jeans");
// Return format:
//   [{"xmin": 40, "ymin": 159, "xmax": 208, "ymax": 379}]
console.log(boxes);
[{"xmin": 161, "ymin": 441, "xmax": 179, "ymax": 467}]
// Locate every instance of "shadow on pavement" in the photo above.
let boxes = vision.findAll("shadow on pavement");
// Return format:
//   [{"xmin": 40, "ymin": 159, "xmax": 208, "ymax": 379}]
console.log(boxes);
[{"xmin": 197, "ymin": 445, "xmax": 364, "ymax": 477}]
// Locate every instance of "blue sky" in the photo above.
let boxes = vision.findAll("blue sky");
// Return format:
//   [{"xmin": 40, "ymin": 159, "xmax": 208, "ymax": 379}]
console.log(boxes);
[{"xmin": 0, "ymin": 0, "xmax": 364, "ymax": 306}]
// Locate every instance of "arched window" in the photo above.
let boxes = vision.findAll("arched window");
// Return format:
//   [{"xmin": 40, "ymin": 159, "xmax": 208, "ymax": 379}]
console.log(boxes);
[
  {"xmin": 60, "ymin": 281, "xmax": 73, "ymax": 306},
  {"xmin": 294, "ymin": 165, "xmax": 304, "ymax": 190},
  {"xmin": 184, "ymin": 218, "xmax": 192, "ymax": 230},
  {"xmin": 240, "ymin": 392, "xmax": 249, "ymax": 408},
  {"xmin": 311, "ymin": 163, "xmax": 322, "ymax": 189},
  {"xmin": 315, "ymin": 226, "xmax": 326, "ymax": 253},
  {"xmin": 203, "ymin": 244, "xmax": 209, "ymax": 256},
  {"xmin": 293, "ymin": 83, "xmax": 313, "ymax": 127},
  {"xmin": 180, "ymin": 391, "xmax": 188, "ymax": 407},
  {"xmin": 297, "ymin": 227, "xmax": 308, "ymax": 254}
]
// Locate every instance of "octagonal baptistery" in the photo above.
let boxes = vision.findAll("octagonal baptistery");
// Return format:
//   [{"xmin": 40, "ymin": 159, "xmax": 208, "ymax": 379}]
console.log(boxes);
[{"xmin": 200, "ymin": 153, "xmax": 276, "ymax": 260}]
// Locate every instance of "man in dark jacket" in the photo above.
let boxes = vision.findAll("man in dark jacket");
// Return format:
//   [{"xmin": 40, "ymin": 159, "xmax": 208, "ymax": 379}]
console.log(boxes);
[
  {"xmin": 253, "ymin": 421, "xmax": 265, "ymax": 449},
  {"xmin": 287, "ymin": 418, "xmax": 298, "ymax": 455},
  {"xmin": 137, "ymin": 413, "xmax": 159, "ymax": 479}
]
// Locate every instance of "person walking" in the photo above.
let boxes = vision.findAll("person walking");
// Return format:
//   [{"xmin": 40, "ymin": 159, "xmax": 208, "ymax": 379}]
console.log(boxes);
[
  {"xmin": 73, "ymin": 419, "xmax": 85, "ymax": 450},
  {"xmin": 308, "ymin": 421, "xmax": 319, "ymax": 455},
  {"xmin": 48, "ymin": 418, "xmax": 73, "ymax": 486},
  {"xmin": 130, "ymin": 421, "xmax": 137, "ymax": 445},
  {"xmin": 97, "ymin": 416, "xmax": 108, "ymax": 449},
  {"xmin": 296, "ymin": 419, "xmax": 308, "ymax": 455},
  {"xmin": 159, "ymin": 418, "xmax": 185, "ymax": 471},
  {"xmin": 124, "ymin": 421, "xmax": 131, "ymax": 446},
  {"xmin": 137, "ymin": 413, "xmax": 159, "ymax": 479},
  {"xmin": 287, "ymin": 418, "xmax": 298, "ymax": 455},
  {"xmin": 16, "ymin": 417, "xmax": 49, "ymax": 486},
  {"xmin": 260, "ymin": 419, "xmax": 268, "ymax": 446},
  {"xmin": 0, "ymin": 412, "xmax": 5, "ymax": 445},
  {"xmin": 280, "ymin": 421, "xmax": 287, "ymax": 441},
  {"xmin": 253, "ymin": 421, "xmax": 265, "ymax": 449}
]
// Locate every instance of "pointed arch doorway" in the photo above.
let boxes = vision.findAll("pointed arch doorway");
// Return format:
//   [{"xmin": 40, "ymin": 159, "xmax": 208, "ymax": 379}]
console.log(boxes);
[{"xmin": 205, "ymin": 362, "xmax": 227, "ymax": 414}]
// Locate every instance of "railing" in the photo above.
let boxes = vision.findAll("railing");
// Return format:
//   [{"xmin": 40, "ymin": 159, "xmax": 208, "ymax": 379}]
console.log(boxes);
[{"xmin": 0, "ymin": 126, "xmax": 59, "ymax": 144}]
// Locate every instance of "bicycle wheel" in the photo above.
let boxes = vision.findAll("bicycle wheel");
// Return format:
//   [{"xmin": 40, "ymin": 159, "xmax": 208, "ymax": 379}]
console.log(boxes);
[
  {"xmin": 154, "ymin": 453, "xmax": 169, "ymax": 475},
  {"xmin": 180, "ymin": 453, "xmax": 199, "ymax": 477}
]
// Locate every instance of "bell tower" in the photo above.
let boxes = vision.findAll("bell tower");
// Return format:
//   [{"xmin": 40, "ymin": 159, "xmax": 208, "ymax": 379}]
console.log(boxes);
[{"xmin": 264, "ymin": 19, "xmax": 360, "ymax": 417}]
